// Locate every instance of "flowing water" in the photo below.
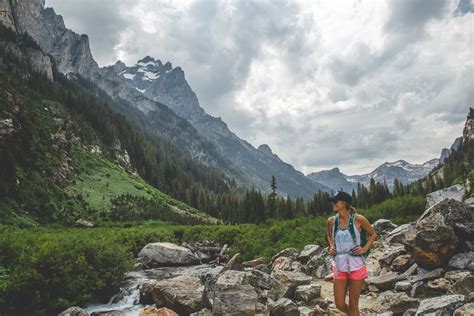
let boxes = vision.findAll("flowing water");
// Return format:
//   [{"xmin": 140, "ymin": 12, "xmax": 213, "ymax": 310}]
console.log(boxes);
[{"xmin": 82, "ymin": 264, "xmax": 222, "ymax": 315}]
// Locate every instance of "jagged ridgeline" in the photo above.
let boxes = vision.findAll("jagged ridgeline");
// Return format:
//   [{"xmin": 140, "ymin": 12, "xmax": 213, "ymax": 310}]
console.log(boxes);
[
  {"xmin": 407, "ymin": 107, "xmax": 474, "ymax": 197},
  {"xmin": 0, "ymin": 23, "xmax": 239, "ymax": 226}
]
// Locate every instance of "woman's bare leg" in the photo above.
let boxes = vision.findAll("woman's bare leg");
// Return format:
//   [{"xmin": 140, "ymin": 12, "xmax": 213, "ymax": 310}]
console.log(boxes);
[
  {"xmin": 348, "ymin": 279, "xmax": 364, "ymax": 316},
  {"xmin": 333, "ymin": 278, "xmax": 349, "ymax": 313}
]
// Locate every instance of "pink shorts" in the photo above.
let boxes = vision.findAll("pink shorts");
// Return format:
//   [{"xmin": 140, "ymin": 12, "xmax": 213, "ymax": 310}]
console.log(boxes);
[{"xmin": 331, "ymin": 265, "xmax": 368, "ymax": 280}]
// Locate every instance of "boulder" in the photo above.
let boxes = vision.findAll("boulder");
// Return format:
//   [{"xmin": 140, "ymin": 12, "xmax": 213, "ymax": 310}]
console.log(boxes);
[
  {"xmin": 401, "ymin": 263, "xmax": 419, "ymax": 278},
  {"xmin": 297, "ymin": 245, "xmax": 322, "ymax": 263},
  {"xmin": 298, "ymin": 305, "xmax": 318, "ymax": 316},
  {"xmin": 389, "ymin": 294, "xmax": 420, "ymax": 315},
  {"xmin": 220, "ymin": 253, "xmax": 243, "ymax": 273},
  {"xmin": 444, "ymin": 270, "xmax": 471, "ymax": 283},
  {"xmin": 368, "ymin": 272, "xmax": 406, "ymax": 291},
  {"xmin": 212, "ymin": 271, "xmax": 258, "ymax": 315},
  {"xmin": 379, "ymin": 245, "xmax": 406, "ymax": 269},
  {"xmin": 216, "ymin": 270, "xmax": 254, "ymax": 288},
  {"xmin": 140, "ymin": 275, "xmax": 208, "ymax": 314},
  {"xmin": 426, "ymin": 184, "xmax": 465, "ymax": 208},
  {"xmin": 305, "ymin": 249, "xmax": 333, "ymax": 278},
  {"xmin": 272, "ymin": 248, "xmax": 299, "ymax": 262},
  {"xmin": 294, "ymin": 283, "xmax": 321, "ymax": 302},
  {"xmin": 58, "ymin": 307, "xmax": 89, "ymax": 316},
  {"xmin": 75, "ymin": 219, "xmax": 94, "ymax": 228},
  {"xmin": 448, "ymin": 252, "xmax": 474, "ymax": 269},
  {"xmin": 407, "ymin": 198, "xmax": 473, "ymax": 269},
  {"xmin": 271, "ymin": 256, "xmax": 293, "ymax": 273},
  {"xmin": 448, "ymin": 274, "xmax": 474, "ymax": 296},
  {"xmin": 385, "ymin": 223, "xmax": 417, "ymax": 245},
  {"xmin": 212, "ymin": 283, "xmax": 258, "ymax": 315},
  {"xmin": 391, "ymin": 254, "xmax": 414, "ymax": 272},
  {"xmin": 373, "ymin": 291, "xmax": 411, "ymax": 314},
  {"xmin": 242, "ymin": 257, "xmax": 267, "ymax": 268},
  {"xmin": 408, "ymin": 268, "xmax": 444, "ymax": 284},
  {"xmin": 139, "ymin": 307, "xmax": 178, "ymax": 316},
  {"xmin": 271, "ymin": 270, "xmax": 312, "ymax": 298},
  {"xmin": 394, "ymin": 280, "xmax": 412, "ymax": 292},
  {"xmin": 267, "ymin": 298, "xmax": 299, "ymax": 316},
  {"xmin": 373, "ymin": 219, "xmax": 398, "ymax": 234},
  {"xmin": 415, "ymin": 294, "xmax": 465, "ymax": 315},
  {"xmin": 410, "ymin": 281, "xmax": 425, "ymax": 298},
  {"xmin": 409, "ymin": 227, "xmax": 458, "ymax": 269},
  {"xmin": 422, "ymin": 278, "xmax": 450, "ymax": 297},
  {"xmin": 138, "ymin": 242, "xmax": 199, "ymax": 268},
  {"xmin": 248, "ymin": 269, "xmax": 287, "ymax": 301},
  {"xmin": 454, "ymin": 302, "xmax": 474, "ymax": 315}
]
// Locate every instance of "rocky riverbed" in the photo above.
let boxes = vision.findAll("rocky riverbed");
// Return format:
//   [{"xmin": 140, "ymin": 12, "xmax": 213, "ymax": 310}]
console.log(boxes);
[{"xmin": 60, "ymin": 185, "xmax": 474, "ymax": 315}]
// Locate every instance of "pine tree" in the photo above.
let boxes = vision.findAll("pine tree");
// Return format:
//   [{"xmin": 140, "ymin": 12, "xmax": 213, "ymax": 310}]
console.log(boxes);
[{"xmin": 267, "ymin": 175, "xmax": 278, "ymax": 218}]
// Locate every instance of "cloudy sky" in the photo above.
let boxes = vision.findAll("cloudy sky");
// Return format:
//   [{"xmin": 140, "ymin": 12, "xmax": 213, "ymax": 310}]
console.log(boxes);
[{"xmin": 46, "ymin": 0, "xmax": 473, "ymax": 175}]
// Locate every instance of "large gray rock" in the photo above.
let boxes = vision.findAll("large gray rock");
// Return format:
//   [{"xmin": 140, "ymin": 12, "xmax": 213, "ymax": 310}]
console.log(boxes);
[
  {"xmin": 267, "ymin": 298, "xmax": 299, "ymax": 316},
  {"xmin": 408, "ymin": 199, "xmax": 472, "ymax": 269},
  {"xmin": 138, "ymin": 242, "xmax": 199, "ymax": 268},
  {"xmin": 368, "ymin": 272, "xmax": 406, "ymax": 291},
  {"xmin": 297, "ymin": 245, "xmax": 322, "ymax": 263},
  {"xmin": 271, "ymin": 256, "xmax": 293, "ymax": 273},
  {"xmin": 415, "ymin": 294, "xmax": 465, "ymax": 315},
  {"xmin": 379, "ymin": 245, "xmax": 407, "ymax": 269},
  {"xmin": 444, "ymin": 270, "xmax": 472, "ymax": 283},
  {"xmin": 212, "ymin": 284, "xmax": 258, "ymax": 315},
  {"xmin": 386, "ymin": 223, "xmax": 417, "ymax": 245},
  {"xmin": 394, "ymin": 280, "xmax": 413, "ymax": 292},
  {"xmin": 304, "ymin": 248, "xmax": 333, "ymax": 278},
  {"xmin": 373, "ymin": 219, "xmax": 398, "ymax": 234},
  {"xmin": 454, "ymin": 302, "xmax": 474, "ymax": 315},
  {"xmin": 211, "ymin": 270, "xmax": 258, "ymax": 315},
  {"xmin": 448, "ymin": 252, "xmax": 474, "ymax": 269},
  {"xmin": 141, "ymin": 275, "xmax": 208, "ymax": 315},
  {"xmin": 448, "ymin": 274, "xmax": 474, "ymax": 296},
  {"xmin": 391, "ymin": 254, "xmax": 414, "ymax": 272},
  {"xmin": 272, "ymin": 248, "xmax": 299, "ymax": 262},
  {"xmin": 58, "ymin": 307, "xmax": 89, "ymax": 316},
  {"xmin": 294, "ymin": 283, "xmax": 321, "ymax": 302},
  {"xmin": 408, "ymin": 268, "xmax": 445, "ymax": 284},
  {"xmin": 271, "ymin": 270, "xmax": 312, "ymax": 298},
  {"xmin": 426, "ymin": 184, "xmax": 466, "ymax": 208},
  {"xmin": 389, "ymin": 293, "xmax": 420, "ymax": 315}
]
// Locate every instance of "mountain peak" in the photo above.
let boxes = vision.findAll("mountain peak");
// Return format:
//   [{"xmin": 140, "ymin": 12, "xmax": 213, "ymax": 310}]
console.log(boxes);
[{"xmin": 258, "ymin": 144, "xmax": 273, "ymax": 156}]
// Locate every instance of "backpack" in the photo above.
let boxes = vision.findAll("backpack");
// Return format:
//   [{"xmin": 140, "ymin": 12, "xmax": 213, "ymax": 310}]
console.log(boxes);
[{"xmin": 332, "ymin": 212, "xmax": 370, "ymax": 259}]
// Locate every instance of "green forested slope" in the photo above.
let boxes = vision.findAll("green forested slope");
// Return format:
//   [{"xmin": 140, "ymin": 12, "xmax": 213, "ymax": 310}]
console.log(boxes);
[{"xmin": 0, "ymin": 25, "xmax": 224, "ymax": 225}]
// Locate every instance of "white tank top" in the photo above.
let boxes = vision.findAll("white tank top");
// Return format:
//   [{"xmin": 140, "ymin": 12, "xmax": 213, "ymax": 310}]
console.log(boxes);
[{"xmin": 331, "ymin": 220, "xmax": 365, "ymax": 272}]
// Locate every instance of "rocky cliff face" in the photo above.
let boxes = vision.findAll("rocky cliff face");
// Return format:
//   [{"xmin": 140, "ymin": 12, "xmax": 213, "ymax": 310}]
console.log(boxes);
[
  {"xmin": 463, "ymin": 108, "xmax": 474, "ymax": 142},
  {"xmin": 5, "ymin": 0, "xmax": 98, "ymax": 77}
]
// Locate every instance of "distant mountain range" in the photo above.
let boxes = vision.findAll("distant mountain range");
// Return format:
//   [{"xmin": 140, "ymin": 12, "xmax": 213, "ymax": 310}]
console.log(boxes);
[
  {"xmin": 306, "ymin": 138, "xmax": 461, "ymax": 192},
  {"xmin": 0, "ymin": 0, "xmax": 461, "ymax": 198}
]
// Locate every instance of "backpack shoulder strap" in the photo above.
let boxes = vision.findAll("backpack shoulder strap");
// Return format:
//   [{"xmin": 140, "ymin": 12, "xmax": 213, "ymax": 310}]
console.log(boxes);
[
  {"xmin": 332, "ymin": 214, "xmax": 339, "ymax": 246},
  {"xmin": 348, "ymin": 213, "xmax": 358, "ymax": 244}
]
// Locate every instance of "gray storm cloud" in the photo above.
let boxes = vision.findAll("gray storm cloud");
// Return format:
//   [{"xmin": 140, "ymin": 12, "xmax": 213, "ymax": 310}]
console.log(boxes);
[{"xmin": 46, "ymin": 0, "xmax": 472, "ymax": 174}]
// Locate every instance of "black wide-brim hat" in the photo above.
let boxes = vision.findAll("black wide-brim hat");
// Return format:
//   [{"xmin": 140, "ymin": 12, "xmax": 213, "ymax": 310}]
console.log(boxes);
[{"xmin": 327, "ymin": 190, "xmax": 352, "ymax": 204}]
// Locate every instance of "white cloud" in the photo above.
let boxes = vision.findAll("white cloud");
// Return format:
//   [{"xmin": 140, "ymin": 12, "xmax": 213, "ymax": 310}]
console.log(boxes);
[{"xmin": 46, "ymin": 0, "xmax": 473, "ymax": 175}]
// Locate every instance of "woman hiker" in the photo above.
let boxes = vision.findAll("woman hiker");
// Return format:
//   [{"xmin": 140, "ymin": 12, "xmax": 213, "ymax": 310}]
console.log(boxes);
[{"xmin": 324, "ymin": 190, "xmax": 377, "ymax": 315}]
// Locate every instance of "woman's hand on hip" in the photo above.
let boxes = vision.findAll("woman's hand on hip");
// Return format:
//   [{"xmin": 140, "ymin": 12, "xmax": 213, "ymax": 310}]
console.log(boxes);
[
  {"xmin": 329, "ymin": 245, "xmax": 336, "ymax": 256},
  {"xmin": 351, "ymin": 245, "xmax": 366, "ymax": 256}
]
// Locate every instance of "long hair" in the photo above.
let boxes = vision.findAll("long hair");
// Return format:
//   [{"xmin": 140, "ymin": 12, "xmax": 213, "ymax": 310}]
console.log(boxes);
[{"xmin": 344, "ymin": 202, "xmax": 357, "ymax": 214}]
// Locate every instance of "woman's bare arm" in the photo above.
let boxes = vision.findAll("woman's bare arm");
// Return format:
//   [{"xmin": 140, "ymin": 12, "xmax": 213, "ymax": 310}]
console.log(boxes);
[{"xmin": 353, "ymin": 214, "xmax": 377, "ymax": 255}]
